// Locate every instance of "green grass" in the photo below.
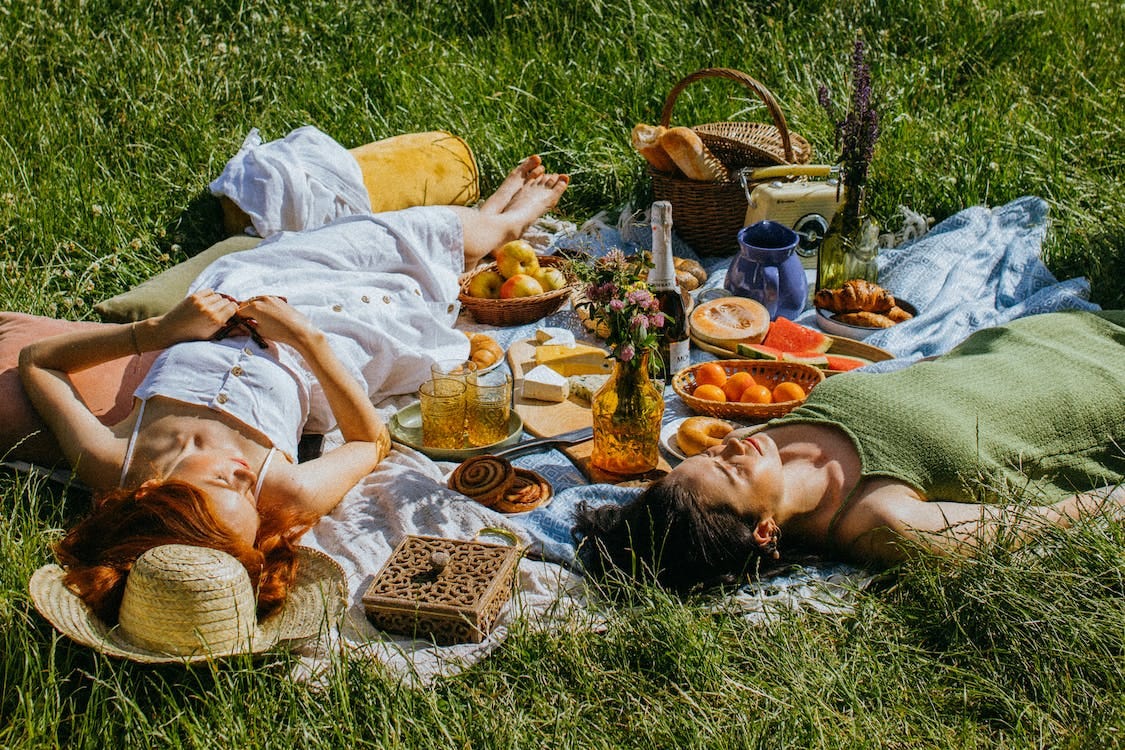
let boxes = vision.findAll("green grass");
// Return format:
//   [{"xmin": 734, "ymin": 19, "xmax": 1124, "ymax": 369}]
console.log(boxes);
[{"xmin": 3, "ymin": 0, "xmax": 1124, "ymax": 747}]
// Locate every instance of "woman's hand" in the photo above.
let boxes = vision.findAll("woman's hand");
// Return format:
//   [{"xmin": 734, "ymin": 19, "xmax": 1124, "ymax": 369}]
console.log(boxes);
[
  {"xmin": 154, "ymin": 289, "xmax": 240, "ymax": 346},
  {"xmin": 234, "ymin": 295, "xmax": 315, "ymax": 349}
]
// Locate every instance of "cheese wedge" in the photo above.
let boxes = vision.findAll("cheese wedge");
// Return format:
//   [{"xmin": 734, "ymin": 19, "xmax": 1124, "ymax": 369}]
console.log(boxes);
[
  {"xmin": 535, "ymin": 342, "xmax": 612, "ymax": 376},
  {"xmin": 534, "ymin": 326, "xmax": 576, "ymax": 347},
  {"xmin": 522, "ymin": 364, "xmax": 570, "ymax": 402}
]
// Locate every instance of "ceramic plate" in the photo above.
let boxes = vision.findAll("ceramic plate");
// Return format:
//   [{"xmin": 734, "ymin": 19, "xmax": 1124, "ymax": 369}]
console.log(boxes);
[
  {"xmin": 814, "ymin": 300, "xmax": 917, "ymax": 341},
  {"xmin": 660, "ymin": 417, "xmax": 690, "ymax": 462},
  {"xmin": 389, "ymin": 401, "xmax": 523, "ymax": 462}
]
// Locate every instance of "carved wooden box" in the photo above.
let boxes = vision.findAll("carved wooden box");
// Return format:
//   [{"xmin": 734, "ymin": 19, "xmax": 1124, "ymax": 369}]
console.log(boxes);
[{"xmin": 362, "ymin": 535, "xmax": 522, "ymax": 645}]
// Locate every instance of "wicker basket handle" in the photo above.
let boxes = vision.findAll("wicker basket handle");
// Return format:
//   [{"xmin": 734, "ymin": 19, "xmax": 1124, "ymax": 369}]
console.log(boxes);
[{"xmin": 658, "ymin": 67, "xmax": 797, "ymax": 163}]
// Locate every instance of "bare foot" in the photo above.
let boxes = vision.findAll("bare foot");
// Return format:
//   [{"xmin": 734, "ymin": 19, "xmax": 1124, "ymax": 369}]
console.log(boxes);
[
  {"xmin": 479, "ymin": 155, "xmax": 545, "ymax": 215},
  {"xmin": 499, "ymin": 172, "xmax": 569, "ymax": 234}
]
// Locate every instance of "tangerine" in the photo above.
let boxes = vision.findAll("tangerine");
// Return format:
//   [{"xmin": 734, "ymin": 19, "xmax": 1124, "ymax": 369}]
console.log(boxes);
[
  {"xmin": 694, "ymin": 362, "xmax": 727, "ymax": 388},
  {"xmin": 722, "ymin": 371, "xmax": 756, "ymax": 401},
  {"xmin": 693, "ymin": 383, "xmax": 728, "ymax": 402},
  {"xmin": 772, "ymin": 381, "xmax": 807, "ymax": 403},
  {"xmin": 739, "ymin": 384, "xmax": 773, "ymax": 404}
]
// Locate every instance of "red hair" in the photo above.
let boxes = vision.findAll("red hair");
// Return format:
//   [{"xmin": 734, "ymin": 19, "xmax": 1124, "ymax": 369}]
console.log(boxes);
[{"xmin": 54, "ymin": 480, "xmax": 319, "ymax": 625}]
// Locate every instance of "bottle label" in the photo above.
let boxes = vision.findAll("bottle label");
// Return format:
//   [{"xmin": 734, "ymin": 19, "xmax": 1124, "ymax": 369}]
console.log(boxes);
[{"xmin": 668, "ymin": 339, "xmax": 691, "ymax": 375}]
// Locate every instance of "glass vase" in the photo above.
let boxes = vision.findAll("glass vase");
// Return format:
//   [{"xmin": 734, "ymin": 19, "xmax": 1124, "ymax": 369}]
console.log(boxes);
[
  {"xmin": 591, "ymin": 351, "xmax": 664, "ymax": 475},
  {"xmin": 816, "ymin": 183, "xmax": 880, "ymax": 292}
]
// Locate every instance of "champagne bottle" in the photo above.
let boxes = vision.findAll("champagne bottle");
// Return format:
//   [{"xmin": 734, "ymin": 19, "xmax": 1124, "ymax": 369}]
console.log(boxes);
[{"xmin": 646, "ymin": 201, "xmax": 690, "ymax": 380}]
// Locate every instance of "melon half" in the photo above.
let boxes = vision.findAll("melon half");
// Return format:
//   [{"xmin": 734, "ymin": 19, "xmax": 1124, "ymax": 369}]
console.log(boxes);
[{"xmin": 689, "ymin": 297, "xmax": 770, "ymax": 347}]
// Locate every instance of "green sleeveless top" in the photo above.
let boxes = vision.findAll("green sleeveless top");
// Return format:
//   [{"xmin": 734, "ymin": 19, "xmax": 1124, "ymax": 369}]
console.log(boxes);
[{"xmin": 773, "ymin": 311, "xmax": 1125, "ymax": 506}]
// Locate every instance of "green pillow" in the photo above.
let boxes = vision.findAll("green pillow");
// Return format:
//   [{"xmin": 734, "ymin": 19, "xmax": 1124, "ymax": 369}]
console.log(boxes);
[{"xmin": 94, "ymin": 235, "xmax": 263, "ymax": 322}]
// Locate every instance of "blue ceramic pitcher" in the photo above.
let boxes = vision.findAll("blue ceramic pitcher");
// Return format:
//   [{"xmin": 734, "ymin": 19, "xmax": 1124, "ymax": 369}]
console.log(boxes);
[{"xmin": 724, "ymin": 220, "xmax": 807, "ymax": 320}]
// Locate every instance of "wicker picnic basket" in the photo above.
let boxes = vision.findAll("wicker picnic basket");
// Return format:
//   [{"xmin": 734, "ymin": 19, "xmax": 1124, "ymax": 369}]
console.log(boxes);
[
  {"xmin": 650, "ymin": 68, "xmax": 813, "ymax": 257},
  {"xmin": 672, "ymin": 359, "xmax": 825, "ymax": 421},
  {"xmin": 458, "ymin": 255, "xmax": 575, "ymax": 326}
]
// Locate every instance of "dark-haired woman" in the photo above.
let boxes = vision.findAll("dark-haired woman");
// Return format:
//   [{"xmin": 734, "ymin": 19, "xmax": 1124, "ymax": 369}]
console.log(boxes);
[
  {"xmin": 575, "ymin": 310, "xmax": 1125, "ymax": 591},
  {"xmin": 20, "ymin": 161, "xmax": 568, "ymax": 622}
]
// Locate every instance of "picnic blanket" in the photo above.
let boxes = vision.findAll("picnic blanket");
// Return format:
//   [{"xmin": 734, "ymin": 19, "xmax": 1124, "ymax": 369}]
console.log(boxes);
[{"xmin": 292, "ymin": 193, "xmax": 1098, "ymax": 685}]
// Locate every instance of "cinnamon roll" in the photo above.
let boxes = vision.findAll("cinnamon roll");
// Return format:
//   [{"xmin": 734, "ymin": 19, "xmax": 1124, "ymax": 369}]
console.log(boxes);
[
  {"xmin": 492, "ymin": 468, "xmax": 553, "ymax": 514},
  {"xmin": 449, "ymin": 456, "xmax": 516, "ymax": 508}
]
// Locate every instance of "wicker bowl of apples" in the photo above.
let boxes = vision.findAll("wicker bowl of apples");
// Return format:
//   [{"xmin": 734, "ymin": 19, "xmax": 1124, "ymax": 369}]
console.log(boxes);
[{"xmin": 459, "ymin": 241, "xmax": 576, "ymax": 326}]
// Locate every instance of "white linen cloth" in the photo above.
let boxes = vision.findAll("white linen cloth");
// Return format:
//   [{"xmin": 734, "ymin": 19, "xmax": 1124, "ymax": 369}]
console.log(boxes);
[{"xmin": 209, "ymin": 126, "xmax": 371, "ymax": 239}]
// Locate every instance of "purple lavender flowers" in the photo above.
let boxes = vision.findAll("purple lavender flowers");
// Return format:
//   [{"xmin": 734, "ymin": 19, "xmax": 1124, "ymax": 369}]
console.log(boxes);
[{"xmin": 819, "ymin": 39, "xmax": 880, "ymax": 190}]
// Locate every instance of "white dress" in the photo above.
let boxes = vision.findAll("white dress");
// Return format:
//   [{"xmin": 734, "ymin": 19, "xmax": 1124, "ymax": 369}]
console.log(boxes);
[{"xmin": 187, "ymin": 206, "xmax": 471, "ymax": 434}]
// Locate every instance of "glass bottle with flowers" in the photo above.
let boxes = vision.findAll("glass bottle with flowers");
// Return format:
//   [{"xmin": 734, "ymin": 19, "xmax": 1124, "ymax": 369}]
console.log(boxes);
[
  {"xmin": 817, "ymin": 38, "xmax": 881, "ymax": 291},
  {"xmin": 569, "ymin": 249, "xmax": 666, "ymax": 475}
]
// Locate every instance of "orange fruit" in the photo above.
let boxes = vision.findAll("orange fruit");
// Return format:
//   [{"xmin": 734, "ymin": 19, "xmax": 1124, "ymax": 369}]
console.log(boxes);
[
  {"xmin": 694, "ymin": 362, "xmax": 727, "ymax": 388},
  {"xmin": 739, "ymin": 384, "xmax": 773, "ymax": 404},
  {"xmin": 772, "ymin": 381, "xmax": 807, "ymax": 403},
  {"xmin": 722, "ymin": 371, "xmax": 756, "ymax": 401},
  {"xmin": 693, "ymin": 383, "xmax": 728, "ymax": 402}
]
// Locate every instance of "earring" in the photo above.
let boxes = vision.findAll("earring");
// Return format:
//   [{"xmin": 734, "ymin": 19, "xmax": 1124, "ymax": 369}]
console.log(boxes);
[{"xmin": 759, "ymin": 528, "xmax": 781, "ymax": 559}]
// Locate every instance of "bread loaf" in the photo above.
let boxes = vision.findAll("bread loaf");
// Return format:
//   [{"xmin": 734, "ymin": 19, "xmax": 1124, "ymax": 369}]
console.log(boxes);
[
  {"xmin": 659, "ymin": 127, "xmax": 729, "ymax": 182},
  {"xmin": 631, "ymin": 124, "xmax": 678, "ymax": 173}
]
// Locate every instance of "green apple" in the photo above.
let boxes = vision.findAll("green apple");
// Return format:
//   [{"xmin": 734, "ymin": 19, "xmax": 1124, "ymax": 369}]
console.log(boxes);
[
  {"xmin": 533, "ymin": 266, "xmax": 567, "ymax": 292},
  {"xmin": 499, "ymin": 273, "xmax": 545, "ymax": 299},
  {"xmin": 494, "ymin": 239, "xmax": 540, "ymax": 279},
  {"xmin": 467, "ymin": 269, "xmax": 504, "ymax": 299}
]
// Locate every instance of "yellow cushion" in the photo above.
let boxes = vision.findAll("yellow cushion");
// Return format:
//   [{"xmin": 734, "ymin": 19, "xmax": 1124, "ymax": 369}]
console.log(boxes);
[{"xmin": 349, "ymin": 131, "xmax": 480, "ymax": 213}]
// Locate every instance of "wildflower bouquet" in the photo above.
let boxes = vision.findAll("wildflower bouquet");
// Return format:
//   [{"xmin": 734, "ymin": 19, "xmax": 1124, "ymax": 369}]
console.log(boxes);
[{"xmin": 568, "ymin": 249, "xmax": 665, "ymax": 365}]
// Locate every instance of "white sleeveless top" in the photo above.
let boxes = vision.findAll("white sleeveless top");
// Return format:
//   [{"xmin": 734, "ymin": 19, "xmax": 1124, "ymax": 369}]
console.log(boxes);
[{"xmin": 131, "ymin": 337, "xmax": 310, "ymax": 461}]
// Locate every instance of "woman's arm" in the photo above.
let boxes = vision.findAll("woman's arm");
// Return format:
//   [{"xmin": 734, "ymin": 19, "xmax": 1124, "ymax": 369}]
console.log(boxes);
[
  {"xmin": 236, "ymin": 296, "xmax": 390, "ymax": 517},
  {"xmin": 18, "ymin": 291, "xmax": 238, "ymax": 485},
  {"xmin": 838, "ymin": 481, "xmax": 1125, "ymax": 566}
]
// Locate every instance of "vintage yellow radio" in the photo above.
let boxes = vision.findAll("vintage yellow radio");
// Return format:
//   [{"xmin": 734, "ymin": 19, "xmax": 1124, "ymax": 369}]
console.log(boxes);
[{"xmin": 743, "ymin": 165, "xmax": 843, "ymax": 269}]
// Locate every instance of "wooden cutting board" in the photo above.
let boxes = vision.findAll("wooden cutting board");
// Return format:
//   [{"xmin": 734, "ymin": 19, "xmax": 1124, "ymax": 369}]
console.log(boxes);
[{"xmin": 506, "ymin": 337, "xmax": 670, "ymax": 485}]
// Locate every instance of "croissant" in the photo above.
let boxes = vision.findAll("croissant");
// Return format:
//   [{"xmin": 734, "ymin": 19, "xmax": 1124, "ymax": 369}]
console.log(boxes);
[
  {"xmin": 835, "ymin": 311, "xmax": 897, "ymax": 328},
  {"xmin": 467, "ymin": 332, "xmax": 504, "ymax": 369},
  {"xmin": 814, "ymin": 279, "xmax": 896, "ymax": 314},
  {"xmin": 886, "ymin": 305, "xmax": 914, "ymax": 323}
]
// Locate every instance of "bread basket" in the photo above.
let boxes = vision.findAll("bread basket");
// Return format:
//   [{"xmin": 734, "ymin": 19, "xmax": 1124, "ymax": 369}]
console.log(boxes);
[
  {"xmin": 458, "ymin": 256, "xmax": 574, "ymax": 326},
  {"xmin": 650, "ymin": 68, "xmax": 812, "ymax": 257},
  {"xmin": 672, "ymin": 359, "xmax": 825, "ymax": 421}
]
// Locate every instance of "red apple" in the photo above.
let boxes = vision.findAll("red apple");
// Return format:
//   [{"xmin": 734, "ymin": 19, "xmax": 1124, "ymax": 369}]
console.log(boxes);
[
  {"xmin": 495, "ymin": 239, "xmax": 540, "ymax": 279},
  {"xmin": 499, "ymin": 273, "xmax": 545, "ymax": 299},
  {"xmin": 467, "ymin": 269, "xmax": 504, "ymax": 299}
]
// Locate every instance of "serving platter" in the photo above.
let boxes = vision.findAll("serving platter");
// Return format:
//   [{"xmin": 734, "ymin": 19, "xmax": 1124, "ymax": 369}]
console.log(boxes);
[{"xmin": 388, "ymin": 402, "xmax": 523, "ymax": 462}]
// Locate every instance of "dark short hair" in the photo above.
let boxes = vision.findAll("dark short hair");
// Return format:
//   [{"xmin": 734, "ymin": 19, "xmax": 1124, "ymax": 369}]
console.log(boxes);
[{"xmin": 573, "ymin": 476, "xmax": 762, "ymax": 592}]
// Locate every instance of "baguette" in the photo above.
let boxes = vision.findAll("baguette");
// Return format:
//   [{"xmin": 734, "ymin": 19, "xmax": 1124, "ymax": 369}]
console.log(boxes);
[
  {"xmin": 659, "ymin": 126, "xmax": 729, "ymax": 182},
  {"xmin": 630, "ymin": 124, "xmax": 678, "ymax": 173}
]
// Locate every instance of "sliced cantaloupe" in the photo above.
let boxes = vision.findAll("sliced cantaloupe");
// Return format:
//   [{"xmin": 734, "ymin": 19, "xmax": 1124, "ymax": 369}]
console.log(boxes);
[{"xmin": 690, "ymin": 297, "xmax": 770, "ymax": 347}]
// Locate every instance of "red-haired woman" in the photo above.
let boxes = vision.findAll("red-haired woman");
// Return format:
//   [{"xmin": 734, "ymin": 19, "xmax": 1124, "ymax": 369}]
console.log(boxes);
[{"xmin": 21, "ymin": 160, "xmax": 568, "ymax": 622}]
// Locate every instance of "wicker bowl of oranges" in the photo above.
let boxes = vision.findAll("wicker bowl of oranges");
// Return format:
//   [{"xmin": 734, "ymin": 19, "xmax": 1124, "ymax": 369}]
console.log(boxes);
[{"xmin": 672, "ymin": 360, "xmax": 825, "ymax": 421}]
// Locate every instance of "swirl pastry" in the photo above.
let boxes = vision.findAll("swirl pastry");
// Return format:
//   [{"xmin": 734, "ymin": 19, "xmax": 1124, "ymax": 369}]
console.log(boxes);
[
  {"xmin": 449, "ymin": 456, "xmax": 516, "ymax": 508},
  {"xmin": 492, "ymin": 468, "xmax": 553, "ymax": 514}
]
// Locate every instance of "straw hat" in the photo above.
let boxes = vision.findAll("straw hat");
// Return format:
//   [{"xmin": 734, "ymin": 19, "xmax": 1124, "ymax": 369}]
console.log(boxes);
[{"xmin": 29, "ymin": 544, "xmax": 346, "ymax": 664}]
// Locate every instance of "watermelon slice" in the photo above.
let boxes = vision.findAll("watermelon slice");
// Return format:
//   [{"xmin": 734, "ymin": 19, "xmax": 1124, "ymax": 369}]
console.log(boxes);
[
  {"xmin": 781, "ymin": 350, "xmax": 829, "ymax": 368},
  {"xmin": 735, "ymin": 343, "xmax": 782, "ymax": 360},
  {"xmin": 825, "ymin": 354, "xmax": 870, "ymax": 372},
  {"xmin": 763, "ymin": 316, "xmax": 832, "ymax": 354}
]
